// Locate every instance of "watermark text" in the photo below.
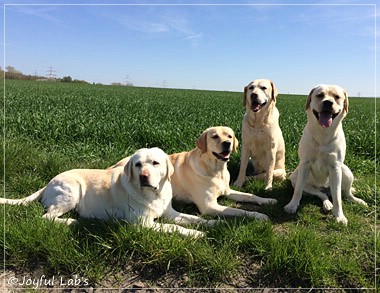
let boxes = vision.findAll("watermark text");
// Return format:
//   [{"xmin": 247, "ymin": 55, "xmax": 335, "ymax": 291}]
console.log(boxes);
[{"xmin": 7, "ymin": 275, "xmax": 89, "ymax": 289}]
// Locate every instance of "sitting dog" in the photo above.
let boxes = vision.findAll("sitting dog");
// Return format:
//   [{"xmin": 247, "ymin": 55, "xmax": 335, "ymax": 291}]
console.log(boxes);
[
  {"xmin": 284, "ymin": 85, "xmax": 367, "ymax": 224},
  {"xmin": 1, "ymin": 148, "xmax": 213, "ymax": 237},
  {"xmin": 234, "ymin": 79, "xmax": 286, "ymax": 191}
]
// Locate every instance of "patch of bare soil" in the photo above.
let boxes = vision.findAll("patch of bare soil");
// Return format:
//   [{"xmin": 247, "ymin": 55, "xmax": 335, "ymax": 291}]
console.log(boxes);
[
  {"xmin": 1, "ymin": 260, "xmax": 277, "ymax": 293},
  {"xmin": 2, "ymin": 263, "xmax": 358, "ymax": 293}
]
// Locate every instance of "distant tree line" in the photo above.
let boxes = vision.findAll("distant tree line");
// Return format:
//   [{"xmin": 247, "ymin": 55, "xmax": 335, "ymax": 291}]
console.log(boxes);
[
  {"xmin": 1, "ymin": 66, "xmax": 89, "ymax": 84},
  {"xmin": 2, "ymin": 66, "xmax": 41, "ymax": 80},
  {"xmin": 111, "ymin": 82, "xmax": 134, "ymax": 87},
  {"xmin": 2, "ymin": 66, "xmax": 134, "ymax": 86}
]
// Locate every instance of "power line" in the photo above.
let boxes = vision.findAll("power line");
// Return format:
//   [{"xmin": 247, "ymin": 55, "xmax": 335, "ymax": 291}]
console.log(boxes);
[
  {"xmin": 46, "ymin": 66, "xmax": 56, "ymax": 80},
  {"xmin": 125, "ymin": 75, "xmax": 133, "ymax": 86}
]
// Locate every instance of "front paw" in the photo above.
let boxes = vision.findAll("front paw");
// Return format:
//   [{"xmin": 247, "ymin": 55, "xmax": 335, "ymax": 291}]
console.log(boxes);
[
  {"xmin": 65, "ymin": 219, "xmax": 79, "ymax": 225},
  {"xmin": 284, "ymin": 202, "xmax": 298, "ymax": 214},
  {"xmin": 264, "ymin": 182, "xmax": 273, "ymax": 191},
  {"xmin": 253, "ymin": 212, "xmax": 269, "ymax": 221},
  {"xmin": 355, "ymin": 198, "xmax": 368, "ymax": 206},
  {"xmin": 263, "ymin": 198, "xmax": 277, "ymax": 205},
  {"xmin": 205, "ymin": 219, "xmax": 219, "ymax": 227},
  {"xmin": 233, "ymin": 178, "xmax": 245, "ymax": 187},
  {"xmin": 322, "ymin": 200, "xmax": 333, "ymax": 211},
  {"xmin": 190, "ymin": 230, "xmax": 206, "ymax": 238},
  {"xmin": 335, "ymin": 215, "xmax": 348, "ymax": 225}
]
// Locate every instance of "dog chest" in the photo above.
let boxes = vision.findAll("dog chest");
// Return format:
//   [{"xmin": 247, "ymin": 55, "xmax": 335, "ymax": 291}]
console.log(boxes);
[
  {"xmin": 308, "ymin": 159, "xmax": 329, "ymax": 187},
  {"xmin": 306, "ymin": 144, "xmax": 343, "ymax": 188}
]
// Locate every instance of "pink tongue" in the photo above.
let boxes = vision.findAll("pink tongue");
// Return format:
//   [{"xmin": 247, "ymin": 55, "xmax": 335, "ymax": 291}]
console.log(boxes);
[
  {"xmin": 221, "ymin": 152, "xmax": 230, "ymax": 159},
  {"xmin": 251, "ymin": 103, "xmax": 261, "ymax": 111},
  {"xmin": 319, "ymin": 112, "xmax": 333, "ymax": 128}
]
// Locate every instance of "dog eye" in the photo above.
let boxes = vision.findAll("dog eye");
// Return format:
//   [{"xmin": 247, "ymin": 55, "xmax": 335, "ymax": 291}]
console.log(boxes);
[
  {"xmin": 260, "ymin": 86, "xmax": 267, "ymax": 90},
  {"xmin": 316, "ymin": 93, "xmax": 324, "ymax": 98},
  {"xmin": 212, "ymin": 135, "xmax": 220, "ymax": 139},
  {"xmin": 227, "ymin": 135, "xmax": 233, "ymax": 139},
  {"xmin": 248, "ymin": 86, "xmax": 254, "ymax": 90},
  {"xmin": 152, "ymin": 161, "xmax": 160, "ymax": 166},
  {"xmin": 334, "ymin": 95, "xmax": 340, "ymax": 100},
  {"xmin": 135, "ymin": 162, "xmax": 142, "ymax": 168}
]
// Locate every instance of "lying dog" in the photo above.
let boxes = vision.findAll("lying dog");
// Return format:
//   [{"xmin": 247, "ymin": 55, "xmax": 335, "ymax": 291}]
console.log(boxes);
[
  {"xmin": 110, "ymin": 127, "xmax": 277, "ymax": 220},
  {"xmin": 1, "ymin": 148, "xmax": 212, "ymax": 237},
  {"xmin": 234, "ymin": 79, "xmax": 286, "ymax": 191},
  {"xmin": 284, "ymin": 85, "xmax": 367, "ymax": 224}
]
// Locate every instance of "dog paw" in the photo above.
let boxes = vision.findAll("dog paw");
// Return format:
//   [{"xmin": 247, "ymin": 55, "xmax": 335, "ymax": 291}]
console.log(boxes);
[
  {"xmin": 65, "ymin": 218, "xmax": 79, "ymax": 225},
  {"xmin": 253, "ymin": 212, "xmax": 269, "ymax": 221},
  {"xmin": 284, "ymin": 203, "xmax": 298, "ymax": 214},
  {"xmin": 264, "ymin": 198, "xmax": 278, "ymax": 205},
  {"xmin": 205, "ymin": 219, "xmax": 219, "ymax": 227},
  {"xmin": 347, "ymin": 196, "xmax": 368, "ymax": 207},
  {"xmin": 355, "ymin": 198, "xmax": 368, "ymax": 206},
  {"xmin": 322, "ymin": 200, "xmax": 333, "ymax": 211},
  {"xmin": 233, "ymin": 179, "xmax": 244, "ymax": 187},
  {"xmin": 335, "ymin": 215, "xmax": 348, "ymax": 225},
  {"xmin": 187, "ymin": 230, "xmax": 205, "ymax": 238},
  {"xmin": 264, "ymin": 185, "xmax": 273, "ymax": 192}
]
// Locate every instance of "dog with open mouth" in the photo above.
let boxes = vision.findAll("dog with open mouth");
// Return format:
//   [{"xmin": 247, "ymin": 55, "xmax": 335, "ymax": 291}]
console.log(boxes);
[
  {"xmin": 168, "ymin": 126, "xmax": 277, "ymax": 220},
  {"xmin": 284, "ymin": 84, "xmax": 367, "ymax": 224},
  {"xmin": 110, "ymin": 127, "xmax": 277, "ymax": 220},
  {"xmin": 234, "ymin": 79, "xmax": 286, "ymax": 191}
]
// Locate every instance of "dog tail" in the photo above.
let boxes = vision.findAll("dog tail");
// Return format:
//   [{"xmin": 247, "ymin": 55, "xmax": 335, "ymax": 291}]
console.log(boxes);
[{"xmin": 0, "ymin": 187, "xmax": 45, "ymax": 206}]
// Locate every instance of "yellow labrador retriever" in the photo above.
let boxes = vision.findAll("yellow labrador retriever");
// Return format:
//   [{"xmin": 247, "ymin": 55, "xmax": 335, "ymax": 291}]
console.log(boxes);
[
  {"xmin": 110, "ymin": 127, "xmax": 277, "ymax": 220},
  {"xmin": 234, "ymin": 79, "xmax": 286, "ymax": 190},
  {"xmin": 1, "ymin": 148, "xmax": 211, "ymax": 237},
  {"xmin": 284, "ymin": 85, "xmax": 367, "ymax": 224}
]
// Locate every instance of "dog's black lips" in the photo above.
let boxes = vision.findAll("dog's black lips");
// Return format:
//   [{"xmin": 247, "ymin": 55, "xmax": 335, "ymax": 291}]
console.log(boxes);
[
  {"xmin": 212, "ymin": 151, "xmax": 230, "ymax": 162},
  {"xmin": 140, "ymin": 183, "xmax": 158, "ymax": 190}
]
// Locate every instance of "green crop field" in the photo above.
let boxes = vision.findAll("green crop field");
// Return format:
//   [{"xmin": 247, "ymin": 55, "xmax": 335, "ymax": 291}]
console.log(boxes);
[{"xmin": 1, "ymin": 80, "xmax": 378, "ymax": 290}]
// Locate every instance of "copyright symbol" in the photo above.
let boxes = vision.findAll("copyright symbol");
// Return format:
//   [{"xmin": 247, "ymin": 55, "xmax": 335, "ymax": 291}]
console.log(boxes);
[{"xmin": 7, "ymin": 276, "xmax": 18, "ymax": 285}]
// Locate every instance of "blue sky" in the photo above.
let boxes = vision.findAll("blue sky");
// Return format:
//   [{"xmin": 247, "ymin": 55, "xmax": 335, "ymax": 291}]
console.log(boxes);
[{"xmin": 2, "ymin": 1, "xmax": 378, "ymax": 96}]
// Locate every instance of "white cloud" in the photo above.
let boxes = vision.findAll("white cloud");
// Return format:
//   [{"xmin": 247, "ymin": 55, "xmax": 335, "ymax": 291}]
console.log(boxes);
[
  {"xmin": 114, "ymin": 11, "xmax": 203, "ymax": 45},
  {"xmin": 183, "ymin": 32, "xmax": 203, "ymax": 46},
  {"xmin": 119, "ymin": 17, "xmax": 170, "ymax": 33},
  {"xmin": 184, "ymin": 32, "xmax": 203, "ymax": 40}
]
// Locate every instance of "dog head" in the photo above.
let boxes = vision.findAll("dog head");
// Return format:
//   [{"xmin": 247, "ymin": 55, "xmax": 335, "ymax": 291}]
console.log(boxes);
[
  {"xmin": 306, "ymin": 84, "xmax": 348, "ymax": 128},
  {"xmin": 243, "ymin": 79, "xmax": 278, "ymax": 113},
  {"xmin": 196, "ymin": 126, "xmax": 238, "ymax": 162},
  {"xmin": 125, "ymin": 147, "xmax": 174, "ymax": 191}
]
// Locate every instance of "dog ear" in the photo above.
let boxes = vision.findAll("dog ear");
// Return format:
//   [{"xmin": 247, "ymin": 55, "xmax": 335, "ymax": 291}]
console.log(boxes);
[
  {"xmin": 343, "ymin": 89, "xmax": 349, "ymax": 114},
  {"xmin": 124, "ymin": 158, "xmax": 133, "ymax": 182},
  {"xmin": 270, "ymin": 80, "xmax": 279, "ymax": 101},
  {"xmin": 196, "ymin": 130, "xmax": 208, "ymax": 153},
  {"xmin": 166, "ymin": 157, "xmax": 174, "ymax": 181},
  {"xmin": 243, "ymin": 85, "xmax": 248, "ymax": 106},
  {"xmin": 233, "ymin": 135, "xmax": 239, "ymax": 153},
  {"xmin": 305, "ymin": 87, "xmax": 316, "ymax": 110}
]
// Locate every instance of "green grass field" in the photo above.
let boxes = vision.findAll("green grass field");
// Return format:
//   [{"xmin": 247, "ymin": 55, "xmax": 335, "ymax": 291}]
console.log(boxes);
[{"xmin": 1, "ymin": 80, "xmax": 378, "ymax": 290}]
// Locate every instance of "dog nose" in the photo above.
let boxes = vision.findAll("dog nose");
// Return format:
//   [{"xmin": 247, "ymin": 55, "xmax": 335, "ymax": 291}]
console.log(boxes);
[
  {"xmin": 140, "ymin": 169, "xmax": 150, "ymax": 180},
  {"xmin": 140, "ymin": 173, "xmax": 148, "ymax": 180},
  {"xmin": 323, "ymin": 100, "xmax": 333, "ymax": 108},
  {"xmin": 222, "ymin": 141, "xmax": 231, "ymax": 149},
  {"xmin": 250, "ymin": 93, "xmax": 258, "ymax": 100},
  {"xmin": 139, "ymin": 173, "xmax": 150, "ymax": 187}
]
